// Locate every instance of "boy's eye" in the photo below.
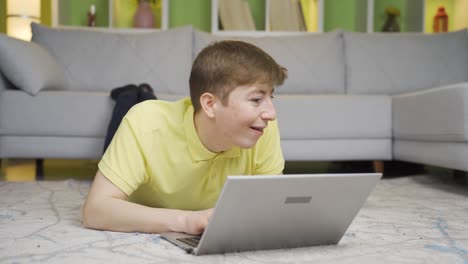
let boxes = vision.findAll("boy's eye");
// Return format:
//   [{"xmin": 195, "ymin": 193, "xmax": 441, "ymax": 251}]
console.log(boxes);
[{"xmin": 250, "ymin": 98, "xmax": 262, "ymax": 103}]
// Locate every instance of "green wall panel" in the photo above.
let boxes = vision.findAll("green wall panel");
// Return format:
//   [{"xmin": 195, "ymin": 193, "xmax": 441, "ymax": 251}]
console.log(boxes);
[
  {"xmin": 324, "ymin": 0, "xmax": 367, "ymax": 32},
  {"xmin": 169, "ymin": 0, "xmax": 211, "ymax": 31},
  {"xmin": 59, "ymin": 0, "xmax": 109, "ymax": 27},
  {"xmin": 247, "ymin": 0, "xmax": 265, "ymax": 30},
  {"xmin": 405, "ymin": 0, "xmax": 424, "ymax": 32},
  {"xmin": 41, "ymin": 0, "xmax": 52, "ymax": 26},
  {"xmin": 0, "ymin": 0, "xmax": 5, "ymax": 33}
]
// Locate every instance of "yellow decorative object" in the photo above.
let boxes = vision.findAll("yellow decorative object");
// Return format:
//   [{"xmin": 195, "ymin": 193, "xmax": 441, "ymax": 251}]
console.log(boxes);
[{"xmin": 385, "ymin": 7, "xmax": 400, "ymax": 17}]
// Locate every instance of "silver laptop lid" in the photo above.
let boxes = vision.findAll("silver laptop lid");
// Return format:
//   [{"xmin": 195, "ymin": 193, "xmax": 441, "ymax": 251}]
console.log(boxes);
[{"xmin": 194, "ymin": 173, "xmax": 381, "ymax": 255}]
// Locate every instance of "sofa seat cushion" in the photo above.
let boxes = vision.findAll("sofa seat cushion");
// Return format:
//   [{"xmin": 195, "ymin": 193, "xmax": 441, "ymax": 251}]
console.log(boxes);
[
  {"xmin": 0, "ymin": 90, "xmax": 114, "ymax": 137},
  {"xmin": 0, "ymin": 91, "xmax": 187, "ymax": 138},
  {"xmin": 194, "ymin": 30, "xmax": 345, "ymax": 94},
  {"xmin": 393, "ymin": 82, "xmax": 468, "ymax": 142},
  {"xmin": 344, "ymin": 30, "xmax": 468, "ymax": 95},
  {"xmin": 282, "ymin": 139, "xmax": 392, "ymax": 161},
  {"xmin": 275, "ymin": 95, "xmax": 391, "ymax": 139},
  {"xmin": 0, "ymin": 135, "xmax": 105, "ymax": 159},
  {"xmin": 31, "ymin": 23, "xmax": 193, "ymax": 96}
]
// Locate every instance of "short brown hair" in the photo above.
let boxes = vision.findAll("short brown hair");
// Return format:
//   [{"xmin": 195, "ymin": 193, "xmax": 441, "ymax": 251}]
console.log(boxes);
[{"xmin": 189, "ymin": 40, "xmax": 287, "ymax": 112}]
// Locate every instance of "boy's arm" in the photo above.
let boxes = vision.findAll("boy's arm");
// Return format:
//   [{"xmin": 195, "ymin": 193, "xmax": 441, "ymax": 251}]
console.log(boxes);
[{"xmin": 82, "ymin": 170, "xmax": 212, "ymax": 235}]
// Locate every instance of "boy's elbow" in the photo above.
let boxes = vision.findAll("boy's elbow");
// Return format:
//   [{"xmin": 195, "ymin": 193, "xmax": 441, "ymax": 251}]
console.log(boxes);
[
  {"xmin": 81, "ymin": 207, "xmax": 92, "ymax": 229},
  {"xmin": 81, "ymin": 200, "xmax": 101, "ymax": 230}
]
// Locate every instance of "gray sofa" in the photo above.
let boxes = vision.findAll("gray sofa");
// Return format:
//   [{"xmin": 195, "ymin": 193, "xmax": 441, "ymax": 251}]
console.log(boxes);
[{"xmin": 0, "ymin": 23, "xmax": 467, "ymax": 172}]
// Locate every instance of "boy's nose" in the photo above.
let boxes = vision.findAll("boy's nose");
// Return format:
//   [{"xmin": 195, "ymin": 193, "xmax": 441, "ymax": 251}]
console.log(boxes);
[{"xmin": 261, "ymin": 99, "xmax": 277, "ymax": 121}]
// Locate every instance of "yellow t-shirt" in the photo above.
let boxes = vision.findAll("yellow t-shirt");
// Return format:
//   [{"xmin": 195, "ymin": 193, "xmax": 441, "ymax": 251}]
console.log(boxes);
[{"xmin": 98, "ymin": 97, "xmax": 284, "ymax": 210}]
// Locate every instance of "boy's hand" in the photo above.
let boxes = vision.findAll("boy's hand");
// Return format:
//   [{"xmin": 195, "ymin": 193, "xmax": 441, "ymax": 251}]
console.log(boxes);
[{"xmin": 179, "ymin": 208, "xmax": 213, "ymax": 235}]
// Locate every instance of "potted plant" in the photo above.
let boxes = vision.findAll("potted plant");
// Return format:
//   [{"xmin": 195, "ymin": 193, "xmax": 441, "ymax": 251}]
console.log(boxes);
[{"xmin": 382, "ymin": 7, "xmax": 401, "ymax": 32}]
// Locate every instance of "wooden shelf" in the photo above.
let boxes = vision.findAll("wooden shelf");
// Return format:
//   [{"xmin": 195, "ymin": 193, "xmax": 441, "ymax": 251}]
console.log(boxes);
[
  {"xmin": 52, "ymin": 0, "xmax": 169, "ymax": 29},
  {"xmin": 50, "ymin": 0, "xmax": 467, "ymax": 34}
]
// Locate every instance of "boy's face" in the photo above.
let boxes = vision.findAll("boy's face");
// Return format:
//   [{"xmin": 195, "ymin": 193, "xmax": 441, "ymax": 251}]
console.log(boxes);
[{"xmin": 213, "ymin": 84, "xmax": 277, "ymax": 149}]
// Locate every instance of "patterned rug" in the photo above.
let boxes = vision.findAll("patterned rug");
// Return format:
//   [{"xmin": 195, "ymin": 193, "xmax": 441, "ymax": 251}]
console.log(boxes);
[{"xmin": 0, "ymin": 175, "xmax": 467, "ymax": 263}]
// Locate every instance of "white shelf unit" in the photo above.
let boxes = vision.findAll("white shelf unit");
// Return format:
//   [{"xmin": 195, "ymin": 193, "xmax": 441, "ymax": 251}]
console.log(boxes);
[
  {"xmin": 210, "ymin": 0, "xmax": 468, "ymax": 35},
  {"xmin": 360, "ymin": 0, "xmax": 465, "ymax": 33},
  {"xmin": 211, "ymin": 0, "xmax": 324, "ymax": 36},
  {"xmin": 369, "ymin": 0, "xmax": 425, "ymax": 33},
  {"xmin": 51, "ymin": 0, "xmax": 169, "ymax": 29}
]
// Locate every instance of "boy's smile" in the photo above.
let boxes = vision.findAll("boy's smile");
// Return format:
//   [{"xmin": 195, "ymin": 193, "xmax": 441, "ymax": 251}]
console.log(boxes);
[
  {"xmin": 194, "ymin": 83, "xmax": 277, "ymax": 153},
  {"xmin": 250, "ymin": 125, "xmax": 265, "ymax": 135}
]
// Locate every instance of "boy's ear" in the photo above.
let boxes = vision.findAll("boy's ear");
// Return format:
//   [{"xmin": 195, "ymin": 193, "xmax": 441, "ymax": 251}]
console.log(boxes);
[{"xmin": 199, "ymin": 92, "xmax": 216, "ymax": 118}]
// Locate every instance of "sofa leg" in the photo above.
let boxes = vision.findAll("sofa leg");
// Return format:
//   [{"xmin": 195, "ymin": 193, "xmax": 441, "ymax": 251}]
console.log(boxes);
[
  {"xmin": 35, "ymin": 159, "xmax": 44, "ymax": 181},
  {"xmin": 453, "ymin": 170, "xmax": 467, "ymax": 184},
  {"xmin": 373, "ymin": 161, "xmax": 384, "ymax": 174},
  {"xmin": 0, "ymin": 159, "xmax": 8, "ymax": 179}
]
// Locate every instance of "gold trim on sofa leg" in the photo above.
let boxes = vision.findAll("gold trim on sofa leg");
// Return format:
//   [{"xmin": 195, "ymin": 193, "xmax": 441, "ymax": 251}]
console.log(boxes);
[{"xmin": 373, "ymin": 161, "xmax": 384, "ymax": 174}]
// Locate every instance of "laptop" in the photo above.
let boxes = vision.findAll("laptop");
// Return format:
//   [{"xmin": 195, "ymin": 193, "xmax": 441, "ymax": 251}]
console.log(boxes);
[{"xmin": 161, "ymin": 173, "xmax": 382, "ymax": 255}]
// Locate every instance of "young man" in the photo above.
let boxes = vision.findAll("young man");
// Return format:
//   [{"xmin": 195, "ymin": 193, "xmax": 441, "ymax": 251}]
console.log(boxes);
[{"xmin": 82, "ymin": 40, "xmax": 288, "ymax": 235}]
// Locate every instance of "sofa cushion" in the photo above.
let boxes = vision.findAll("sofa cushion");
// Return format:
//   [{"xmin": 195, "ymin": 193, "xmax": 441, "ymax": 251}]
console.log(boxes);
[
  {"xmin": 394, "ymin": 140, "xmax": 468, "ymax": 172},
  {"xmin": 0, "ymin": 33, "xmax": 68, "ymax": 95},
  {"xmin": 31, "ymin": 23, "xmax": 193, "ymax": 96},
  {"xmin": 194, "ymin": 30, "xmax": 345, "ymax": 94},
  {"xmin": 0, "ymin": 136, "xmax": 106, "ymax": 159},
  {"xmin": 282, "ymin": 139, "xmax": 392, "ymax": 161},
  {"xmin": 275, "ymin": 95, "xmax": 391, "ymax": 139},
  {"xmin": 0, "ymin": 90, "xmax": 114, "ymax": 137},
  {"xmin": 393, "ymin": 82, "xmax": 468, "ymax": 142},
  {"xmin": 344, "ymin": 30, "xmax": 468, "ymax": 95}
]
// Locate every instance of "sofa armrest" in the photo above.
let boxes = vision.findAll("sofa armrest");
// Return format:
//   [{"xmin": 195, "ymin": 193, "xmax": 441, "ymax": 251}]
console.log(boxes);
[{"xmin": 393, "ymin": 82, "xmax": 468, "ymax": 142}]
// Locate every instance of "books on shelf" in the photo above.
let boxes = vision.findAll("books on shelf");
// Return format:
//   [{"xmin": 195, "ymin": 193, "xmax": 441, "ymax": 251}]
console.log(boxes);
[
  {"xmin": 270, "ymin": 0, "xmax": 307, "ymax": 31},
  {"xmin": 219, "ymin": 0, "xmax": 256, "ymax": 31}
]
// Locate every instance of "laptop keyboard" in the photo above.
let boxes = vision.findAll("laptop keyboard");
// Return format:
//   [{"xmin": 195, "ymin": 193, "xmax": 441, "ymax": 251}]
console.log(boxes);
[{"xmin": 177, "ymin": 236, "xmax": 201, "ymax": 247}]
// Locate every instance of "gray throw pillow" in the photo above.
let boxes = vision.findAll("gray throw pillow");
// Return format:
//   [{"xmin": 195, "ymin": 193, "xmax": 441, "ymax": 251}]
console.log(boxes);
[
  {"xmin": 0, "ymin": 33, "xmax": 68, "ymax": 95},
  {"xmin": 31, "ymin": 23, "xmax": 193, "ymax": 95}
]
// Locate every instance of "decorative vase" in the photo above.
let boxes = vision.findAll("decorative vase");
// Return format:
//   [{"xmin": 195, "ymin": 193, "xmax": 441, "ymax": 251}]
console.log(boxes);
[
  {"xmin": 133, "ymin": 1, "xmax": 155, "ymax": 28},
  {"xmin": 382, "ymin": 14, "xmax": 400, "ymax": 32},
  {"xmin": 433, "ymin": 6, "xmax": 448, "ymax": 33}
]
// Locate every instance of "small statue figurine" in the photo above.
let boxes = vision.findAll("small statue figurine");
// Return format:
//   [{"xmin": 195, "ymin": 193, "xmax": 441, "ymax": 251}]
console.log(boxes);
[
  {"xmin": 87, "ymin": 4, "xmax": 96, "ymax": 27},
  {"xmin": 382, "ymin": 7, "xmax": 400, "ymax": 32}
]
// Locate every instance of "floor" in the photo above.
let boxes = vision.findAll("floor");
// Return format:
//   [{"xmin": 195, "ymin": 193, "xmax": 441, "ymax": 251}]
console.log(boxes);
[
  {"xmin": 0, "ymin": 172, "xmax": 467, "ymax": 263},
  {"xmin": 0, "ymin": 160, "xmax": 467, "ymax": 263}
]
